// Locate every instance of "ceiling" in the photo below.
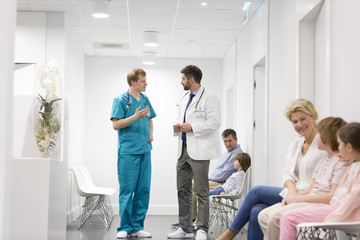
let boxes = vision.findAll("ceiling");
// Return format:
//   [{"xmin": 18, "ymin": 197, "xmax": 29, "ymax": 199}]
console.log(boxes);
[{"xmin": 17, "ymin": 0, "xmax": 264, "ymax": 60}]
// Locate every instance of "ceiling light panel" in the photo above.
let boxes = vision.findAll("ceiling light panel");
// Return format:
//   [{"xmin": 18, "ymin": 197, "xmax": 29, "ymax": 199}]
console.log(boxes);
[
  {"xmin": 143, "ymin": 31, "xmax": 159, "ymax": 47},
  {"xmin": 92, "ymin": 0, "xmax": 111, "ymax": 18}
]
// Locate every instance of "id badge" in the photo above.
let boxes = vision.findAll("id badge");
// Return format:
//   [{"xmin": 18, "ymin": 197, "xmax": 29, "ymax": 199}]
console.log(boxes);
[{"xmin": 194, "ymin": 109, "xmax": 206, "ymax": 119}]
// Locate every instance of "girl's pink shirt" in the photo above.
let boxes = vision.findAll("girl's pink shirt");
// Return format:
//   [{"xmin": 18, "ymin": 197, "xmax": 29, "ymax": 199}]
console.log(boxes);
[{"xmin": 325, "ymin": 162, "xmax": 360, "ymax": 222}]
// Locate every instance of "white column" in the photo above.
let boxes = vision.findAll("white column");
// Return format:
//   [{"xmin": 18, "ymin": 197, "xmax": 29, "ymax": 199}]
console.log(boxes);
[{"xmin": 0, "ymin": 0, "xmax": 16, "ymax": 239}]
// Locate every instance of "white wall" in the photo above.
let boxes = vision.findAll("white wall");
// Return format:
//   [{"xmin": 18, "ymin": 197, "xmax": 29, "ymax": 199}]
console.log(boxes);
[
  {"xmin": 64, "ymin": 18, "xmax": 85, "ymax": 168},
  {"xmin": 10, "ymin": 11, "xmax": 85, "ymax": 237},
  {"xmin": 266, "ymin": 0, "xmax": 298, "ymax": 186},
  {"xmin": 329, "ymin": 0, "xmax": 360, "ymax": 121},
  {"xmin": 234, "ymin": 0, "xmax": 270, "ymax": 185},
  {"xmin": 63, "ymin": 15, "xmax": 86, "ymax": 224},
  {"xmin": 84, "ymin": 57, "xmax": 222, "ymax": 214},
  {"xmin": 13, "ymin": 13, "xmax": 46, "ymax": 159},
  {"xmin": 222, "ymin": 42, "xmax": 237, "ymax": 132},
  {"xmin": 0, "ymin": 1, "xmax": 16, "ymax": 239}
]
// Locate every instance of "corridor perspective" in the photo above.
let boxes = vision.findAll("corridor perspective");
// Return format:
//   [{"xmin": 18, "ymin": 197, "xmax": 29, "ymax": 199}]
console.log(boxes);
[{"xmin": 1, "ymin": 0, "xmax": 360, "ymax": 239}]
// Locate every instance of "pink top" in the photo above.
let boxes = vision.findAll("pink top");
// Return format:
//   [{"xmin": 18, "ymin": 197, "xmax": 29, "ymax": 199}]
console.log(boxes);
[
  {"xmin": 324, "ymin": 162, "xmax": 360, "ymax": 222},
  {"xmin": 310, "ymin": 155, "xmax": 348, "ymax": 195}
]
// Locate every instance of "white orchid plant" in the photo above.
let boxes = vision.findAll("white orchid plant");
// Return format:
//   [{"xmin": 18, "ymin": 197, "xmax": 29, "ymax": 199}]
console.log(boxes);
[{"xmin": 34, "ymin": 60, "xmax": 62, "ymax": 157}]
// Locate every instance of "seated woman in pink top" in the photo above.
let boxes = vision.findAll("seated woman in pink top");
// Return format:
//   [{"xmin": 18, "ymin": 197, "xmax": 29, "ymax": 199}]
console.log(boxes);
[
  {"xmin": 258, "ymin": 117, "xmax": 348, "ymax": 240},
  {"xmin": 279, "ymin": 122, "xmax": 360, "ymax": 240}
]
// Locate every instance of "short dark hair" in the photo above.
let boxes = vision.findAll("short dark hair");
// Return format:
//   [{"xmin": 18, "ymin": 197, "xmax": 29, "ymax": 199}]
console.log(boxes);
[
  {"xmin": 338, "ymin": 122, "xmax": 360, "ymax": 152},
  {"xmin": 317, "ymin": 117, "xmax": 347, "ymax": 151},
  {"xmin": 127, "ymin": 68, "xmax": 146, "ymax": 87},
  {"xmin": 222, "ymin": 129, "xmax": 237, "ymax": 139},
  {"xmin": 180, "ymin": 65, "xmax": 202, "ymax": 84},
  {"xmin": 234, "ymin": 153, "xmax": 251, "ymax": 172}
]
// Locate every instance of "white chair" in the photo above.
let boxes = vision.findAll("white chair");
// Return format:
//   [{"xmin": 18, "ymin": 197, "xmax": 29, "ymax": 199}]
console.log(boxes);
[
  {"xmin": 209, "ymin": 167, "xmax": 252, "ymax": 232},
  {"xmin": 296, "ymin": 221, "xmax": 360, "ymax": 240},
  {"xmin": 71, "ymin": 166, "xmax": 116, "ymax": 229}
]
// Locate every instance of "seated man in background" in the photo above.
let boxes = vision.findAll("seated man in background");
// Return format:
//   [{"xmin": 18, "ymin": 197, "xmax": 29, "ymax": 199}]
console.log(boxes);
[
  {"xmin": 195, "ymin": 129, "xmax": 244, "ymax": 222},
  {"xmin": 172, "ymin": 129, "xmax": 243, "ymax": 228}
]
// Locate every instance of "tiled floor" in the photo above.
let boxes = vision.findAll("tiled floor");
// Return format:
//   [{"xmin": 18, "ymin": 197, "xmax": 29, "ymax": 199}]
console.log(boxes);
[{"xmin": 66, "ymin": 215, "xmax": 247, "ymax": 240}]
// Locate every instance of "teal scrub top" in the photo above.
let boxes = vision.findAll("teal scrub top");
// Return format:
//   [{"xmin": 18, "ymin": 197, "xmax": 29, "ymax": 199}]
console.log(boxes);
[{"xmin": 110, "ymin": 92, "xmax": 156, "ymax": 154}]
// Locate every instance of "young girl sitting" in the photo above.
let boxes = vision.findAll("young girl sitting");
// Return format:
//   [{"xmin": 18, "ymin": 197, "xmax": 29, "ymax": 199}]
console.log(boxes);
[
  {"xmin": 280, "ymin": 122, "xmax": 360, "ymax": 239},
  {"xmin": 209, "ymin": 153, "xmax": 251, "ymax": 196}
]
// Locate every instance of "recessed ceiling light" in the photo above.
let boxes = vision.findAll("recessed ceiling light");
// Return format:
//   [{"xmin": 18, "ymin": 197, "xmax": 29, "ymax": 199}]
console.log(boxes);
[
  {"xmin": 143, "ymin": 31, "xmax": 159, "ymax": 47},
  {"xmin": 201, "ymin": 2, "xmax": 207, "ymax": 6},
  {"xmin": 92, "ymin": 0, "xmax": 111, "ymax": 18}
]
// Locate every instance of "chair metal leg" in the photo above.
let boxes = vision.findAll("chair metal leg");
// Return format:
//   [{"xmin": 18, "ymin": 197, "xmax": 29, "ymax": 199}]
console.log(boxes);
[
  {"xmin": 209, "ymin": 197, "xmax": 239, "ymax": 233},
  {"xmin": 95, "ymin": 195, "xmax": 114, "ymax": 229},
  {"xmin": 296, "ymin": 226, "xmax": 338, "ymax": 240},
  {"xmin": 78, "ymin": 195, "xmax": 114, "ymax": 230},
  {"xmin": 78, "ymin": 196, "xmax": 99, "ymax": 229}
]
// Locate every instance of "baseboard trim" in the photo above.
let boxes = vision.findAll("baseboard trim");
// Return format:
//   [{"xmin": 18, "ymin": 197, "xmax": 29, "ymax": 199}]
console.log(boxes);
[
  {"xmin": 67, "ymin": 204, "xmax": 178, "ymax": 224},
  {"xmin": 67, "ymin": 206, "xmax": 81, "ymax": 225},
  {"xmin": 147, "ymin": 205, "xmax": 178, "ymax": 215},
  {"xmin": 112, "ymin": 204, "xmax": 178, "ymax": 216}
]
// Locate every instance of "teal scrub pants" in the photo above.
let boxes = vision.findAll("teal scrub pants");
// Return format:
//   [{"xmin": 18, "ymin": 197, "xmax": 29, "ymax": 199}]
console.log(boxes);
[{"xmin": 117, "ymin": 151, "xmax": 151, "ymax": 233}]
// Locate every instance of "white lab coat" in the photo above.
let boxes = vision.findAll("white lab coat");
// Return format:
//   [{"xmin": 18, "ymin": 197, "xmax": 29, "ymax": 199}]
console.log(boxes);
[
  {"xmin": 282, "ymin": 134, "xmax": 328, "ymax": 191},
  {"xmin": 175, "ymin": 86, "xmax": 221, "ymax": 160}
]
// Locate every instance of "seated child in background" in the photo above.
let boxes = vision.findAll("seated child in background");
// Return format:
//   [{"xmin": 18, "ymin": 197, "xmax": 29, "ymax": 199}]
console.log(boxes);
[
  {"xmin": 258, "ymin": 117, "xmax": 348, "ymax": 240},
  {"xmin": 279, "ymin": 122, "xmax": 360, "ymax": 240},
  {"xmin": 209, "ymin": 153, "xmax": 251, "ymax": 196}
]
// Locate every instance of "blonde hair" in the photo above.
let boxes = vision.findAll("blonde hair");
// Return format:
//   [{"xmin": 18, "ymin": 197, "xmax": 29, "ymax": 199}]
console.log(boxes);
[{"xmin": 284, "ymin": 98, "xmax": 318, "ymax": 121}]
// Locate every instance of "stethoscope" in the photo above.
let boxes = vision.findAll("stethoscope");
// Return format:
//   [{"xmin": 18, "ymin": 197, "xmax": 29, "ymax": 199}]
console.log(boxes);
[
  {"xmin": 177, "ymin": 88, "xmax": 205, "ymax": 109},
  {"xmin": 126, "ymin": 90, "xmax": 149, "ymax": 109}
]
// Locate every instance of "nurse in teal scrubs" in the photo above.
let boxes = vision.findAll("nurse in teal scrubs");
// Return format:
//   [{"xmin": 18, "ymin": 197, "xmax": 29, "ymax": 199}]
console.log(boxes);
[{"xmin": 111, "ymin": 68, "xmax": 156, "ymax": 239}]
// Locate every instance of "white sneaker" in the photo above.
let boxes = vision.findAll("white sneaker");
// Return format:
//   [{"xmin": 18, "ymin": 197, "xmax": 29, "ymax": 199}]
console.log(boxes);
[
  {"xmin": 117, "ymin": 231, "xmax": 128, "ymax": 239},
  {"xmin": 195, "ymin": 230, "xmax": 207, "ymax": 240},
  {"xmin": 167, "ymin": 227, "xmax": 194, "ymax": 239},
  {"xmin": 130, "ymin": 230, "xmax": 152, "ymax": 238}
]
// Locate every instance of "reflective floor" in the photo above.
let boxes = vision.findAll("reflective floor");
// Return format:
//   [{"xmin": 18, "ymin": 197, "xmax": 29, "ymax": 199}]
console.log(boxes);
[{"xmin": 66, "ymin": 215, "xmax": 247, "ymax": 240}]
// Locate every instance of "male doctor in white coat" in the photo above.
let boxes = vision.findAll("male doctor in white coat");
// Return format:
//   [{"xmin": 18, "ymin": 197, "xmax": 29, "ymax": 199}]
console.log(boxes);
[{"xmin": 167, "ymin": 65, "xmax": 221, "ymax": 240}]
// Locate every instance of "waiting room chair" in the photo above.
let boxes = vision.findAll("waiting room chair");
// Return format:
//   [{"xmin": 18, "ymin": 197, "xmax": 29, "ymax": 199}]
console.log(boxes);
[
  {"xmin": 209, "ymin": 167, "xmax": 252, "ymax": 232},
  {"xmin": 71, "ymin": 166, "xmax": 116, "ymax": 229},
  {"xmin": 296, "ymin": 221, "xmax": 360, "ymax": 240}
]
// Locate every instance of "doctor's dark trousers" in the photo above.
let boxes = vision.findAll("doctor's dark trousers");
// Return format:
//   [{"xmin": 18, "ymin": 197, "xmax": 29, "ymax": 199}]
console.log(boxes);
[{"xmin": 177, "ymin": 144, "xmax": 210, "ymax": 233}]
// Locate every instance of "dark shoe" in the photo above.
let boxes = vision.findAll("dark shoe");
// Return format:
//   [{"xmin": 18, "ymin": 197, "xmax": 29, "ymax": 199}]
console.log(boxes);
[{"xmin": 171, "ymin": 222, "xmax": 180, "ymax": 229}]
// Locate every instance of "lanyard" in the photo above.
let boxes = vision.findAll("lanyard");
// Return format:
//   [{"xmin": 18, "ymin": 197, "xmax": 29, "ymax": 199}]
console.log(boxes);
[{"xmin": 195, "ymin": 88, "xmax": 205, "ymax": 109}]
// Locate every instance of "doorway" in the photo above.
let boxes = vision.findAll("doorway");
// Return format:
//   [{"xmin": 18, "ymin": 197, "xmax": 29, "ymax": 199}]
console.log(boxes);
[{"xmin": 252, "ymin": 56, "xmax": 267, "ymax": 185}]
